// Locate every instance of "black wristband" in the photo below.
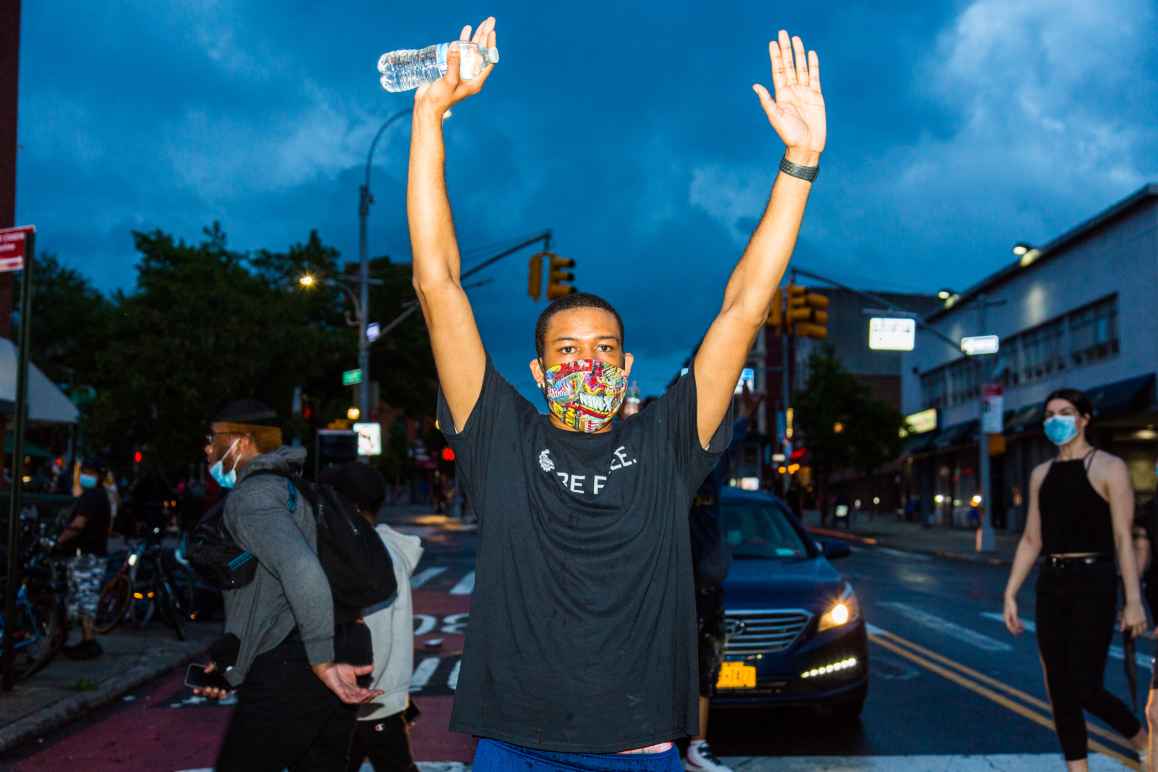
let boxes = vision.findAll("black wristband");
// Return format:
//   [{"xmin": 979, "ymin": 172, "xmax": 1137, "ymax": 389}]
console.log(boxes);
[{"xmin": 779, "ymin": 155, "xmax": 819, "ymax": 182}]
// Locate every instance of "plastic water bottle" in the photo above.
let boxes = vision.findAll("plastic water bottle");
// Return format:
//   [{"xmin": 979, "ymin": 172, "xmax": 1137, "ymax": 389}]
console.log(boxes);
[{"xmin": 378, "ymin": 41, "xmax": 499, "ymax": 93}]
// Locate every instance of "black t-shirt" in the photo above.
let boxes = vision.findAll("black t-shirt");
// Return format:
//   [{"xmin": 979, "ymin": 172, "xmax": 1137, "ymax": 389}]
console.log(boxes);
[
  {"xmin": 74, "ymin": 488, "xmax": 111, "ymax": 556},
  {"xmin": 438, "ymin": 360, "xmax": 731, "ymax": 753}
]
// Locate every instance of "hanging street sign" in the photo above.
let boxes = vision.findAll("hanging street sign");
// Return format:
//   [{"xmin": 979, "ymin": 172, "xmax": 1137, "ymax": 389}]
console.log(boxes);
[
  {"xmin": 342, "ymin": 368, "xmax": 364, "ymax": 386},
  {"xmin": 0, "ymin": 225, "xmax": 35, "ymax": 273},
  {"xmin": 961, "ymin": 335, "xmax": 1000, "ymax": 356},
  {"xmin": 868, "ymin": 317, "xmax": 916, "ymax": 351}
]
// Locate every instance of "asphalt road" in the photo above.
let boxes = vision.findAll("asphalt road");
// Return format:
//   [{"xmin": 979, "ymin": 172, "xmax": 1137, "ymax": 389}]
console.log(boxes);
[{"xmin": 0, "ymin": 518, "xmax": 1147, "ymax": 770}]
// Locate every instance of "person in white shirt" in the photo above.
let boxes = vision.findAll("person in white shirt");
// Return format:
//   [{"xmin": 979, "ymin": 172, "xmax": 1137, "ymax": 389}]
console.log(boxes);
[{"xmin": 321, "ymin": 463, "xmax": 425, "ymax": 772}]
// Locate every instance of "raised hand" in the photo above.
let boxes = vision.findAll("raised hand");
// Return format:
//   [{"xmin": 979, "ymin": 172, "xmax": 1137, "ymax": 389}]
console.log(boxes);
[
  {"xmin": 414, "ymin": 17, "xmax": 497, "ymax": 117},
  {"xmin": 752, "ymin": 30, "xmax": 826, "ymax": 164}
]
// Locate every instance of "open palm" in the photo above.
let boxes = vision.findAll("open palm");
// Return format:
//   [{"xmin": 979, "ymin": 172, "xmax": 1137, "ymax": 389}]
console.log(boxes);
[{"xmin": 753, "ymin": 30, "xmax": 826, "ymax": 157}]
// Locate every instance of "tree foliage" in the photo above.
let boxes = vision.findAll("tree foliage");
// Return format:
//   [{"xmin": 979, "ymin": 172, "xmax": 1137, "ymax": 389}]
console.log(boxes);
[
  {"xmin": 794, "ymin": 346, "xmax": 907, "ymax": 516},
  {"xmin": 30, "ymin": 224, "xmax": 438, "ymax": 474}
]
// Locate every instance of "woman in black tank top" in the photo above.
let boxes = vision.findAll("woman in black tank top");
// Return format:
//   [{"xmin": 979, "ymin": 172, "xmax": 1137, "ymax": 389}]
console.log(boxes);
[{"xmin": 1002, "ymin": 388, "xmax": 1148, "ymax": 769}]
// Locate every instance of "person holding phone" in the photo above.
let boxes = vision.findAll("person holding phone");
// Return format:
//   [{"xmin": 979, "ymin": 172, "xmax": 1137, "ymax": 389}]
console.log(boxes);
[{"xmin": 1003, "ymin": 389, "xmax": 1149, "ymax": 770}]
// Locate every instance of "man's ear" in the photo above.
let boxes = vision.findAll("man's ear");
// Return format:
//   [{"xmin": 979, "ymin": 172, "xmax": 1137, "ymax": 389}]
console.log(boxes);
[
  {"xmin": 623, "ymin": 352, "xmax": 634, "ymax": 379},
  {"xmin": 529, "ymin": 358, "xmax": 545, "ymax": 390}
]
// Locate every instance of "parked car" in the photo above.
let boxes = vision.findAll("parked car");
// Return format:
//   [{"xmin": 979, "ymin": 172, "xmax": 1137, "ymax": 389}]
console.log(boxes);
[{"xmin": 713, "ymin": 487, "xmax": 868, "ymax": 721}]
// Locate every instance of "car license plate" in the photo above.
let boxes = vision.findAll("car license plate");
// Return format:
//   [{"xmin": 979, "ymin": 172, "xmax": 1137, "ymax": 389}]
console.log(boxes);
[{"xmin": 716, "ymin": 661, "xmax": 756, "ymax": 689}]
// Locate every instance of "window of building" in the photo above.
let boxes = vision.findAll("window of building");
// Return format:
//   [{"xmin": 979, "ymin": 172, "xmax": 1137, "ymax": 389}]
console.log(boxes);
[
  {"xmin": 1069, "ymin": 295, "xmax": 1118, "ymax": 366},
  {"xmin": 922, "ymin": 368, "xmax": 946, "ymax": 410}
]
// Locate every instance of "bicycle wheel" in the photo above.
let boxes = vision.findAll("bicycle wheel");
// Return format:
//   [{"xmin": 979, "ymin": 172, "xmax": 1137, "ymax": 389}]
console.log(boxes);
[
  {"xmin": 94, "ymin": 575, "xmax": 131, "ymax": 634},
  {"xmin": 157, "ymin": 582, "xmax": 185, "ymax": 641},
  {"xmin": 11, "ymin": 593, "xmax": 64, "ymax": 680}
]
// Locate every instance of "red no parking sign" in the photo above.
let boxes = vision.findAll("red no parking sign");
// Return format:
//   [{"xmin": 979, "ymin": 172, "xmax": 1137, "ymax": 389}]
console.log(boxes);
[{"xmin": 0, "ymin": 224, "xmax": 35, "ymax": 272}]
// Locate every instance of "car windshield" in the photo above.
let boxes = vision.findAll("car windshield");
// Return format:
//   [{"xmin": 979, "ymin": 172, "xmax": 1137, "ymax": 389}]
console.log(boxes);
[{"xmin": 721, "ymin": 500, "xmax": 811, "ymax": 560}]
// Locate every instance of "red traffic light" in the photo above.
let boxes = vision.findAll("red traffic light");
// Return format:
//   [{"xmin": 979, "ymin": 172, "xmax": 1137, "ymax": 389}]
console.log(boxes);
[
  {"xmin": 133, "ymin": 451, "xmax": 143, "ymax": 464},
  {"xmin": 789, "ymin": 447, "xmax": 807, "ymax": 462},
  {"xmin": 440, "ymin": 447, "xmax": 456, "ymax": 462}
]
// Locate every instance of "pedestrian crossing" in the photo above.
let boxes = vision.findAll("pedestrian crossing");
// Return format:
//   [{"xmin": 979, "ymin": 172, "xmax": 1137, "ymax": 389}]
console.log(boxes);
[
  {"xmin": 411, "ymin": 566, "xmax": 475, "ymax": 595},
  {"xmin": 979, "ymin": 612, "xmax": 1153, "ymax": 670}
]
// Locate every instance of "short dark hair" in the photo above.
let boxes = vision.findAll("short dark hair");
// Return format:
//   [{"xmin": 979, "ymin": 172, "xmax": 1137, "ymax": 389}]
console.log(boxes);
[
  {"xmin": 1043, "ymin": 388, "xmax": 1094, "ymax": 420},
  {"xmin": 534, "ymin": 292, "xmax": 625, "ymax": 360}
]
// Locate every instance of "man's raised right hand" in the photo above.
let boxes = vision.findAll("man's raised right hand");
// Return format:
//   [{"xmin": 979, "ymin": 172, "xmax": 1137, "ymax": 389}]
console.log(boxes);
[{"xmin": 414, "ymin": 17, "xmax": 497, "ymax": 118}]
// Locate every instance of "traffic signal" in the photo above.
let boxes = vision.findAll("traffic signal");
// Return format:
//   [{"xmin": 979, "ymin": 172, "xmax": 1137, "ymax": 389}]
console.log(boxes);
[
  {"xmin": 547, "ymin": 253, "xmax": 576, "ymax": 300},
  {"xmin": 786, "ymin": 285, "xmax": 809, "ymax": 328},
  {"xmin": 765, "ymin": 288, "xmax": 783, "ymax": 328},
  {"xmin": 797, "ymin": 291, "xmax": 830, "ymax": 339},
  {"xmin": 528, "ymin": 252, "xmax": 544, "ymax": 301},
  {"xmin": 784, "ymin": 285, "xmax": 829, "ymax": 339}
]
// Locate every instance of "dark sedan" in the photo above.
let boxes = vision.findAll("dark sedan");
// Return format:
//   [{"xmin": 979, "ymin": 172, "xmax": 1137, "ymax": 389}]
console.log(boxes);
[{"xmin": 712, "ymin": 487, "xmax": 868, "ymax": 721}]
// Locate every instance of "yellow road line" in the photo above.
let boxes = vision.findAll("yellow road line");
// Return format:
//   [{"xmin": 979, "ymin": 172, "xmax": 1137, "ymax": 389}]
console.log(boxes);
[
  {"xmin": 869, "ymin": 633, "xmax": 1138, "ymax": 769},
  {"xmin": 874, "ymin": 628, "xmax": 1131, "ymax": 751}
]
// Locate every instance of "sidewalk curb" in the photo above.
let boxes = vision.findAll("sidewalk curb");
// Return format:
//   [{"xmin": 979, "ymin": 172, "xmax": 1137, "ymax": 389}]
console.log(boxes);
[
  {"xmin": 808, "ymin": 526, "xmax": 1012, "ymax": 567},
  {"xmin": 0, "ymin": 642, "xmax": 208, "ymax": 754}
]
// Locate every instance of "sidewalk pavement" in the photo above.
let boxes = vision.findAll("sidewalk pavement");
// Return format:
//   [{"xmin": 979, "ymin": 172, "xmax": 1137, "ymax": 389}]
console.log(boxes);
[
  {"xmin": 801, "ymin": 509, "xmax": 1021, "ymax": 566},
  {"xmin": 0, "ymin": 619, "xmax": 221, "ymax": 753}
]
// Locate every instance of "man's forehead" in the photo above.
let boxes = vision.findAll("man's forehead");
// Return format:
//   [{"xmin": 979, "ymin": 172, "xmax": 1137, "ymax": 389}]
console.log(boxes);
[{"xmin": 546, "ymin": 308, "xmax": 622, "ymax": 341}]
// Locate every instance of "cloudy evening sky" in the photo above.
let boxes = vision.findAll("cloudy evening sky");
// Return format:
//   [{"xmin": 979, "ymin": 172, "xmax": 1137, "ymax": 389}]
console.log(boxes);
[{"xmin": 15, "ymin": 0, "xmax": 1158, "ymax": 399}]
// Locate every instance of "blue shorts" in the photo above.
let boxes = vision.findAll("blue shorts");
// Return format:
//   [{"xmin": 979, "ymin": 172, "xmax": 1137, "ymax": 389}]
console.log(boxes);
[{"xmin": 473, "ymin": 739, "xmax": 682, "ymax": 771}]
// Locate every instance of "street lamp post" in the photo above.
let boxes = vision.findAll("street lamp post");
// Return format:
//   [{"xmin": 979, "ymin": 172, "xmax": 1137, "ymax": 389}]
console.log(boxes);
[{"xmin": 357, "ymin": 108, "xmax": 413, "ymax": 424}]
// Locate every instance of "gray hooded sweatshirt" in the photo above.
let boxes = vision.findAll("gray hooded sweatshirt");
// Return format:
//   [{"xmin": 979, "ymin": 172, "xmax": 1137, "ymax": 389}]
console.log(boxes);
[{"xmin": 221, "ymin": 446, "xmax": 334, "ymax": 686}]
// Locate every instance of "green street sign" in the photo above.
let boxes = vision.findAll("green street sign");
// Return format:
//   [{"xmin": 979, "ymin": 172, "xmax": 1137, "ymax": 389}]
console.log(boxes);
[{"xmin": 342, "ymin": 368, "xmax": 363, "ymax": 386}]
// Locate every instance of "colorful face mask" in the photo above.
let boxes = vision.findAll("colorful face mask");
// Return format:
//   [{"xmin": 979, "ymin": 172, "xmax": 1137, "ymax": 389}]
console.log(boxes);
[
  {"xmin": 541, "ymin": 359, "xmax": 628, "ymax": 433},
  {"xmin": 1043, "ymin": 415, "xmax": 1079, "ymax": 446}
]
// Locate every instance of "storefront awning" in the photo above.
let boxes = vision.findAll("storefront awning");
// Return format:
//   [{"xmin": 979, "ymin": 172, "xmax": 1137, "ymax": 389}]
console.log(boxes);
[
  {"xmin": 0, "ymin": 338, "xmax": 80, "ymax": 424},
  {"xmin": 934, "ymin": 419, "xmax": 979, "ymax": 450},
  {"xmin": 1086, "ymin": 373, "xmax": 1155, "ymax": 418}
]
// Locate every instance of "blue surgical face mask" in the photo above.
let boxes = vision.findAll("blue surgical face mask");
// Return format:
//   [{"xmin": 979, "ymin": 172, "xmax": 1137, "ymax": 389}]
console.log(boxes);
[
  {"xmin": 1043, "ymin": 415, "xmax": 1079, "ymax": 447},
  {"xmin": 209, "ymin": 439, "xmax": 242, "ymax": 490},
  {"xmin": 79, "ymin": 473, "xmax": 99, "ymax": 490}
]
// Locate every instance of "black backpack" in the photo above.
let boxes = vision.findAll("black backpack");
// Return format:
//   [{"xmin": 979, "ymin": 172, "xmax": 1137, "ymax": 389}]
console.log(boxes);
[
  {"xmin": 187, "ymin": 495, "xmax": 259, "ymax": 591},
  {"xmin": 187, "ymin": 472, "xmax": 396, "ymax": 622}
]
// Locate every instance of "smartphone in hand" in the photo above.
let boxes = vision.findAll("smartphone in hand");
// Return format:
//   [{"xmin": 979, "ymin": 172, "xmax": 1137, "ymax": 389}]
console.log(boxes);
[{"xmin": 185, "ymin": 663, "xmax": 232, "ymax": 691}]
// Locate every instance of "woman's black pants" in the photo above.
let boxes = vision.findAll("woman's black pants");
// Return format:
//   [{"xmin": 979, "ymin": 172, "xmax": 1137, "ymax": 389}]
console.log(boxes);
[{"xmin": 1036, "ymin": 561, "xmax": 1141, "ymax": 761}]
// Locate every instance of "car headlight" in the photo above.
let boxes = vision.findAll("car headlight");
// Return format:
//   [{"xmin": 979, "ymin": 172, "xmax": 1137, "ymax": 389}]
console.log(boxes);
[{"xmin": 818, "ymin": 582, "xmax": 860, "ymax": 632}]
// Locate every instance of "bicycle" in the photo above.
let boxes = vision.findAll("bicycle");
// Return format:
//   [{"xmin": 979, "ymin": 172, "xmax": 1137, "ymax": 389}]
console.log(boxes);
[
  {"xmin": 95, "ymin": 528, "xmax": 185, "ymax": 641},
  {"xmin": 0, "ymin": 524, "xmax": 68, "ymax": 681}
]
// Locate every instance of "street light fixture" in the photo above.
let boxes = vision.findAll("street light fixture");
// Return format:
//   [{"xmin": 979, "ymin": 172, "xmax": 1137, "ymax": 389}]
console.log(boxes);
[
  {"xmin": 298, "ymin": 273, "xmax": 318, "ymax": 289},
  {"xmin": 936, "ymin": 289, "xmax": 952, "ymax": 300},
  {"xmin": 1013, "ymin": 242, "xmax": 1040, "ymax": 267}
]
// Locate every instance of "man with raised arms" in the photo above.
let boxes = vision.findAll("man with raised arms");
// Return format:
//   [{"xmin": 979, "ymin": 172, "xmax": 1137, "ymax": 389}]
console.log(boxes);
[{"xmin": 407, "ymin": 17, "xmax": 826, "ymax": 770}]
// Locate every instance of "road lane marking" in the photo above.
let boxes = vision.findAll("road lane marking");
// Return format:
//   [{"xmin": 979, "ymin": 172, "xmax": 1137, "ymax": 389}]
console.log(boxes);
[
  {"xmin": 980, "ymin": 612, "xmax": 1153, "ymax": 669},
  {"xmin": 878, "ymin": 602, "xmax": 1011, "ymax": 652},
  {"xmin": 868, "ymin": 631, "xmax": 1138, "ymax": 768},
  {"xmin": 409, "ymin": 657, "xmax": 440, "ymax": 692},
  {"xmin": 450, "ymin": 571, "xmax": 475, "ymax": 595},
  {"xmin": 871, "ymin": 627, "xmax": 1140, "ymax": 764},
  {"xmin": 877, "ymin": 548, "xmax": 931, "ymax": 561},
  {"xmin": 448, "ymin": 659, "xmax": 461, "ymax": 691},
  {"xmin": 411, "ymin": 567, "xmax": 448, "ymax": 588}
]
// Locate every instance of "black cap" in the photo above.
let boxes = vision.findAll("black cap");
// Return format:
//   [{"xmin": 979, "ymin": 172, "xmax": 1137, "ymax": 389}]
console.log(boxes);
[
  {"xmin": 213, "ymin": 399, "xmax": 279, "ymax": 426},
  {"xmin": 320, "ymin": 462, "xmax": 386, "ymax": 513}
]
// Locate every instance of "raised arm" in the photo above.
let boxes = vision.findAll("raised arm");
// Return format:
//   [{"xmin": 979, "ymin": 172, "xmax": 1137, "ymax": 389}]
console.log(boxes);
[
  {"xmin": 409, "ymin": 17, "xmax": 497, "ymax": 432},
  {"xmin": 693, "ymin": 29, "xmax": 826, "ymax": 448}
]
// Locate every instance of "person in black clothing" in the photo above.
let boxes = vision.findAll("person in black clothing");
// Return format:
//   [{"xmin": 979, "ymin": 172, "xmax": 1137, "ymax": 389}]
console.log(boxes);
[
  {"xmin": 409, "ymin": 16, "xmax": 824, "ymax": 769},
  {"xmin": 684, "ymin": 388, "xmax": 760, "ymax": 772},
  {"xmin": 54, "ymin": 457, "xmax": 112, "ymax": 660},
  {"xmin": 1003, "ymin": 389, "xmax": 1148, "ymax": 770}
]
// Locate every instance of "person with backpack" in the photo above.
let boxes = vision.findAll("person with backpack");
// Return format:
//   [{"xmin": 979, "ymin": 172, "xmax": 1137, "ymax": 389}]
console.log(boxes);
[
  {"xmin": 684, "ymin": 388, "xmax": 760, "ymax": 772},
  {"xmin": 321, "ymin": 462, "xmax": 425, "ymax": 772},
  {"xmin": 192, "ymin": 400, "xmax": 384, "ymax": 772}
]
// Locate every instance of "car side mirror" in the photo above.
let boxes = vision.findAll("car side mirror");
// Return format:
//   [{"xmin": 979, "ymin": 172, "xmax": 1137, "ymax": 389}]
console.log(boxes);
[{"xmin": 820, "ymin": 539, "xmax": 851, "ymax": 560}]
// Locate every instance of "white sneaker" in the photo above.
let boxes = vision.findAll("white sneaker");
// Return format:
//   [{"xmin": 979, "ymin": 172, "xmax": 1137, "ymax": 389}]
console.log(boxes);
[{"xmin": 685, "ymin": 740, "xmax": 733, "ymax": 772}]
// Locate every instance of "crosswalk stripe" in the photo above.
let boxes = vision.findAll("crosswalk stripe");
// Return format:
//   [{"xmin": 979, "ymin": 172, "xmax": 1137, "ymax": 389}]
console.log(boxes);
[
  {"xmin": 411, "ymin": 567, "xmax": 447, "ymax": 588},
  {"xmin": 448, "ymin": 659, "xmax": 461, "ymax": 691},
  {"xmin": 878, "ymin": 602, "xmax": 1011, "ymax": 652},
  {"xmin": 409, "ymin": 657, "xmax": 440, "ymax": 692},
  {"xmin": 877, "ymin": 547, "xmax": 931, "ymax": 561},
  {"xmin": 450, "ymin": 571, "xmax": 475, "ymax": 595},
  {"xmin": 980, "ymin": 612, "xmax": 1152, "ymax": 670}
]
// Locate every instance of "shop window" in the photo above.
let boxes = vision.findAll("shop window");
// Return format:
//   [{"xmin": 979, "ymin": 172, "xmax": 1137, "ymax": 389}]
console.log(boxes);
[{"xmin": 1069, "ymin": 296, "xmax": 1119, "ymax": 366}]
